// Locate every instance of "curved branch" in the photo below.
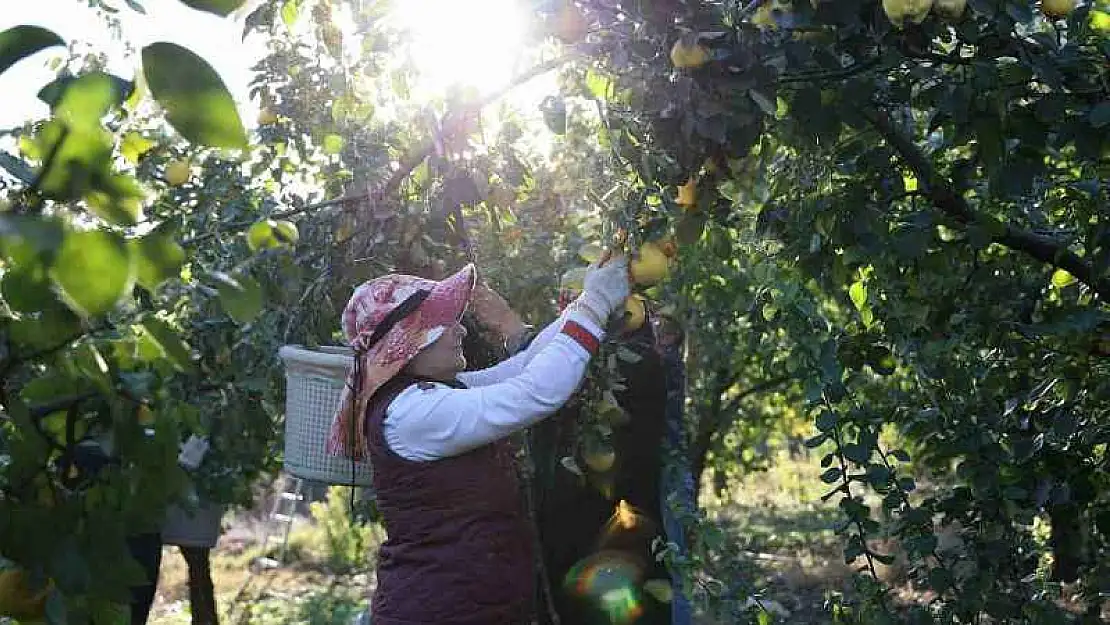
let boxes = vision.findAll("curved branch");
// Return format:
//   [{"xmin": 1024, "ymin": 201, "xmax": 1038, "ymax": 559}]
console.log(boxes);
[
  {"xmin": 720, "ymin": 374, "xmax": 795, "ymax": 416},
  {"xmin": 864, "ymin": 107, "xmax": 1110, "ymax": 301},
  {"xmin": 775, "ymin": 55, "xmax": 884, "ymax": 85},
  {"xmin": 182, "ymin": 53, "xmax": 580, "ymax": 248},
  {"xmin": 350, "ymin": 52, "xmax": 579, "ymax": 208}
]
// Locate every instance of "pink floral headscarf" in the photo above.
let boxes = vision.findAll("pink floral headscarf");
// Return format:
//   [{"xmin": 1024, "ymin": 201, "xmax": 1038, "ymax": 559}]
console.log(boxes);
[{"xmin": 326, "ymin": 264, "xmax": 476, "ymax": 460}]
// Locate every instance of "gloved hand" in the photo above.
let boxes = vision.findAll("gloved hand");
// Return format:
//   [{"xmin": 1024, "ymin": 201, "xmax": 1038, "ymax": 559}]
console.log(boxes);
[
  {"xmin": 178, "ymin": 435, "xmax": 210, "ymax": 471},
  {"xmin": 573, "ymin": 255, "xmax": 630, "ymax": 327}
]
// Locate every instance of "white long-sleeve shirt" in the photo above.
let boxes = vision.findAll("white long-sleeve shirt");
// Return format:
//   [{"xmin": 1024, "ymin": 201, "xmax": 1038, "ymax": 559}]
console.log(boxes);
[{"xmin": 383, "ymin": 309, "xmax": 602, "ymax": 461}]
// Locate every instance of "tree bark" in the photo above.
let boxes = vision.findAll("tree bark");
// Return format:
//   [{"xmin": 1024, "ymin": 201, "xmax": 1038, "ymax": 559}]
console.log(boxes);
[
  {"xmin": 690, "ymin": 374, "xmax": 794, "ymax": 498},
  {"xmin": 691, "ymin": 368, "xmax": 730, "ymax": 499}
]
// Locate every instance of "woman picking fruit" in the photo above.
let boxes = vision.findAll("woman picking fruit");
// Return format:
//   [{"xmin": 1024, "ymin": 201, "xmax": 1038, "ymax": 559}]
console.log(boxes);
[{"xmin": 326, "ymin": 255, "xmax": 630, "ymax": 625}]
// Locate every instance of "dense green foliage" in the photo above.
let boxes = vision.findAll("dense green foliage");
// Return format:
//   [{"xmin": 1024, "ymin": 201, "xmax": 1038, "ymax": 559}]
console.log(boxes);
[{"xmin": 0, "ymin": 0, "xmax": 1108, "ymax": 622}]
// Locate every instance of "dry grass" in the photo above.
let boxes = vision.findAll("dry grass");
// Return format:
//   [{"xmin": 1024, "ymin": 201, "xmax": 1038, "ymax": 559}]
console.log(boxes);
[
  {"xmin": 150, "ymin": 501, "xmax": 377, "ymax": 625},
  {"xmin": 701, "ymin": 451, "xmax": 858, "ymax": 622}
]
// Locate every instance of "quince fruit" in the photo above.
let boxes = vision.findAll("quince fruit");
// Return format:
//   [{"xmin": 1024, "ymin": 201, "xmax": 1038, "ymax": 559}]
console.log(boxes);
[
  {"xmin": 1042, "ymin": 0, "xmax": 1076, "ymax": 17},
  {"xmin": 165, "ymin": 160, "xmax": 190, "ymax": 186},
  {"xmin": 670, "ymin": 37, "xmax": 710, "ymax": 68},
  {"xmin": 622, "ymin": 294, "xmax": 647, "ymax": 331},
  {"xmin": 629, "ymin": 242, "xmax": 670, "ymax": 286}
]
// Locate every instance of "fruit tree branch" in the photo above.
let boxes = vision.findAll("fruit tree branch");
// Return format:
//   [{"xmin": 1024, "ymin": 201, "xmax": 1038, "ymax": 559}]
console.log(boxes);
[
  {"xmin": 864, "ymin": 107, "xmax": 1110, "ymax": 301},
  {"xmin": 299, "ymin": 53, "xmax": 579, "ymax": 216},
  {"xmin": 719, "ymin": 373, "xmax": 795, "ymax": 417},
  {"xmin": 183, "ymin": 53, "xmax": 579, "ymax": 248}
]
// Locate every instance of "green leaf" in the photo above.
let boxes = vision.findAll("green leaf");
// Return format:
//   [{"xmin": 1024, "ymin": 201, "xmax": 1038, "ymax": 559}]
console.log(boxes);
[
  {"xmin": 0, "ymin": 25, "xmax": 65, "ymax": 77},
  {"xmin": 8, "ymin": 308, "xmax": 82, "ymax": 350},
  {"xmin": 848, "ymin": 281, "xmax": 867, "ymax": 310},
  {"xmin": 842, "ymin": 443, "xmax": 871, "ymax": 464},
  {"xmin": 141, "ymin": 42, "xmax": 247, "ymax": 150},
  {"xmin": 85, "ymin": 172, "xmax": 146, "ymax": 226},
  {"xmin": 820, "ymin": 467, "xmax": 842, "ymax": 483},
  {"xmin": 49, "ymin": 536, "xmax": 92, "ymax": 596},
  {"xmin": 48, "ymin": 72, "xmax": 131, "ymax": 125},
  {"xmin": 120, "ymin": 132, "xmax": 156, "ymax": 164},
  {"xmin": 132, "ymin": 222, "xmax": 185, "ymax": 290},
  {"xmin": 89, "ymin": 600, "xmax": 130, "ymax": 625},
  {"xmin": 246, "ymin": 220, "xmax": 282, "ymax": 251},
  {"xmin": 211, "ymin": 271, "xmax": 263, "ymax": 323},
  {"xmin": 860, "ymin": 307, "xmax": 875, "ymax": 329},
  {"xmin": 816, "ymin": 410, "xmax": 839, "ymax": 432},
  {"xmin": 21, "ymin": 372, "xmax": 84, "ymax": 405},
  {"xmin": 37, "ymin": 73, "xmax": 75, "ymax": 107},
  {"xmin": 30, "ymin": 119, "xmax": 115, "ymax": 202},
  {"xmin": 805, "ymin": 433, "xmax": 828, "ymax": 448},
  {"xmin": 322, "ymin": 133, "xmax": 345, "ymax": 154},
  {"xmin": 126, "ymin": 67, "xmax": 147, "ymax": 110},
  {"xmin": 281, "ymin": 0, "xmax": 303, "ymax": 30},
  {"xmin": 907, "ymin": 534, "xmax": 938, "ymax": 557},
  {"xmin": 1050, "ymin": 268, "xmax": 1076, "ymax": 288},
  {"xmin": 178, "ymin": 0, "xmax": 247, "ymax": 17},
  {"xmin": 866, "ymin": 464, "xmax": 892, "ymax": 488},
  {"xmin": 843, "ymin": 539, "xmax": 863, "ymax": 563},
  {"xmin": 0, "ymin": 151, "xmax": 36, "ymax": 184},
  {"xmin": 49, "ymin": 230, "xmax": 134, "ymax": 318},
  {"xmin": 1004, "ymin": 1, "xmax": 1034, "ymax": 23},
  {"xmin": 2, "ymin": 265, "xmax": 57, "ymax": 313},
  {"xmin": 141, "ymin": 316, "xmax": 193, "ymax": 371},
  {"xmin": 584, "ymin": 68, "xmax": 611, "ymax": 99}
]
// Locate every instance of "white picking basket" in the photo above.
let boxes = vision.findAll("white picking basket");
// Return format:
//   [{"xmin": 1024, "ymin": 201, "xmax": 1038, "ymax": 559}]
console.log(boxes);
[{"xmin": 279, "ymin": 345, "xmax": 373, "ymax": 486}]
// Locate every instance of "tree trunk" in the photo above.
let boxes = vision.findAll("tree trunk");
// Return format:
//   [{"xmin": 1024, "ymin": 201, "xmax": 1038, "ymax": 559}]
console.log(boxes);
[
  {"xmin": 691, "ymin": 368, "xmax": 730, "ymax": 500},
  {"xmin": 690, "ymin": 373, "xmax": 794, "ymax": 499},
  {"xmin": 1048, "ymin": 503, "xmax": 1083, "ymax": 583}
]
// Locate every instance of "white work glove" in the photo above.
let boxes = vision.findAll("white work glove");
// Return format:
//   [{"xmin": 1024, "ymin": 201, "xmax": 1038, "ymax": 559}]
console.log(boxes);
[
  {"xmin": 178, "ymin": 435, "xmax": 210, "ymax": 471},
  {"xmin": 573, "ymin": 255, "xmax": 630, "ymax": 328}
]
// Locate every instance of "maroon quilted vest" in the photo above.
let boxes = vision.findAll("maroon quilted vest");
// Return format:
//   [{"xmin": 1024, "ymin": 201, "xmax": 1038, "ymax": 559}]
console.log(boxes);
[{"xmin": 365, "ymin": 375, "xmax": 535, "ymax": 625}]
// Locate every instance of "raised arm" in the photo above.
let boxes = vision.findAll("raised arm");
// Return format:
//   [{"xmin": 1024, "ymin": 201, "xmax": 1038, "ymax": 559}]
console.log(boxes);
[
  {"xmin": 456, "ymin": 305, "xmax": 574, "ymax": 388},
  {"xmin": 385, "ymin": 257, "xmax": 630, "ymax": 461}
]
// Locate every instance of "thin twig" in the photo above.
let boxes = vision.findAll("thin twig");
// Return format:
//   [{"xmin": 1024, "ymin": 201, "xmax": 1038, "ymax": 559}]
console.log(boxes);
[
  {"xmin": 719, "ymin": 373, "xmax": 795, "ymax": 416},
  {"xmin": 776, "ymin": 55, "xmax": 884, "ymax": 85}
]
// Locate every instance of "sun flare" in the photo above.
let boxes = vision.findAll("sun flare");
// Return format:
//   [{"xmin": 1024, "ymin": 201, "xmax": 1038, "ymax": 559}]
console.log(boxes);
[{"xmin": 392, "ymin": 0, "xmax": 529, "ymax": 99}]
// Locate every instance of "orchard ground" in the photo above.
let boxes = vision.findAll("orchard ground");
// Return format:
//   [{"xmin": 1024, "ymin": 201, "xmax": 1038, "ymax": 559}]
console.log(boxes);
[
  {"xmin": 140, "ymin": 451, "xmax": 926, "ymax": 625},
  {"xmin": 147, "ymin": 447, "xmax": 1110, "ymax": 624}
]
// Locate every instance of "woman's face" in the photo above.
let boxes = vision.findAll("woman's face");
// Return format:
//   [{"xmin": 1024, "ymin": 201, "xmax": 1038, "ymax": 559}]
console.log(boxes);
[{"xmin": 406, "ymin": 321, "xmax": 467, "ymax": 381}]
